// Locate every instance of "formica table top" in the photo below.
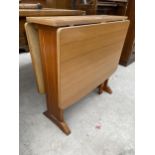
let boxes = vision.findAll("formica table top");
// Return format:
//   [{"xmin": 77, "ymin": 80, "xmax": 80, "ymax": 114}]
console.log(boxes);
[{"xmin": 26, "ymin": 15, "xmax": 128, "ymax": 27}]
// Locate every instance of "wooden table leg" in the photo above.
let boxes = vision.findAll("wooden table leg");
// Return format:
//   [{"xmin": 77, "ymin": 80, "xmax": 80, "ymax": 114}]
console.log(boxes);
[
  {"xmin": 43, "ymin": 110, "xmax": 71, "ymax": 135},
  {"xmin": 98, "ymin": 79, "xmax": 112, "ymax": 95},
  {"xmin": 38, "ymin": 25, "xmax": 71, "ymax": 135}
]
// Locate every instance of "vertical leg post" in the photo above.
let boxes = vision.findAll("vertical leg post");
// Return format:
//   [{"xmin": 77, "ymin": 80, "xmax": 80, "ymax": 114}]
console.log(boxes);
[
  {"xmin": 98, "ymin": 79, "xmax": 112, "ymax": 95},
  {"xmin": 38, "ymin": 25, "xmax": 71, "ymax": 135}
]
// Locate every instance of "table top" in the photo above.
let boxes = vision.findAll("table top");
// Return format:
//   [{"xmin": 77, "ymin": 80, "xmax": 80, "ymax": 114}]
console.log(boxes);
[
  {"xmin": 26, "ymin": 15, "xmax": 128, "ymax": 27},
  {"xmin": 20, "ymin": 8, "xmax": 85, "ymax": 17}
]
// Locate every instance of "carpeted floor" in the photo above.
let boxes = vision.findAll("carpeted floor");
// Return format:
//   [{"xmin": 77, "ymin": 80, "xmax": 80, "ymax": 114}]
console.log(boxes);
[{"xmin": 19, "ymin": 53, "xmax": 135, "ymax": 155}]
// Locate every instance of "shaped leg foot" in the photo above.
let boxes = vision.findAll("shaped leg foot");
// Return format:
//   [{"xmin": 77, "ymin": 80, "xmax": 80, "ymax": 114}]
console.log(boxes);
[
  {"xmin": 98, "ymin": 79, "xmax": 112, "ymax": 95},
  {"xmin": 44, "ymin": 111, "xmax": 71, "ymax": 135}
]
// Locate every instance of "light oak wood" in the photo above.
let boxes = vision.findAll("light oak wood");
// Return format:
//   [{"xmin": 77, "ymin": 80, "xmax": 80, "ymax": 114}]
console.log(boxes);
[
  {"xmin": 57, "ymin": 20, "xmax": 129, "ymax": 109},
  {"xmin": 25, "ymin": 23, "xmax": 45, "ymax": 93},
  {"xmin": 25, "ymin": 15, "xmax": 127, "ymax": 93},
  {"xmin": 25, "ymin": 15, "xmax": 129, "ymax": 134},
  {"xmin": 26, "ymin": 15, "xmax": 127, "ymax": 27}
]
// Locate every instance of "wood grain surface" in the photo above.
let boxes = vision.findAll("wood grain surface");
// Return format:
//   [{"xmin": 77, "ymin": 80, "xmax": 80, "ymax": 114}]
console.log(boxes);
[
  {"xmin": 25, "ymin": 23, "xmax": 45, "ymax": 93},
  {"xmin": 57, "ymin": 21, "xmax": 129, "ymax": 109},
  {"xmin": 38, "ymin": 25, "xmax": 71, "ymax": 134},
  {"xmin": 20, "ymin": 8, "xmax": 85, "ymax": 17},
  {"xmin": 20, "ymin": 8, "xmax": 84, "ymax": 51},
  {"xmin": 25, "ymin": 16, "xmax": 129, "ymax": 134},
  {"xmin": 26, "ymin": 15, "xmax": 127, "ymax": 27}
]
